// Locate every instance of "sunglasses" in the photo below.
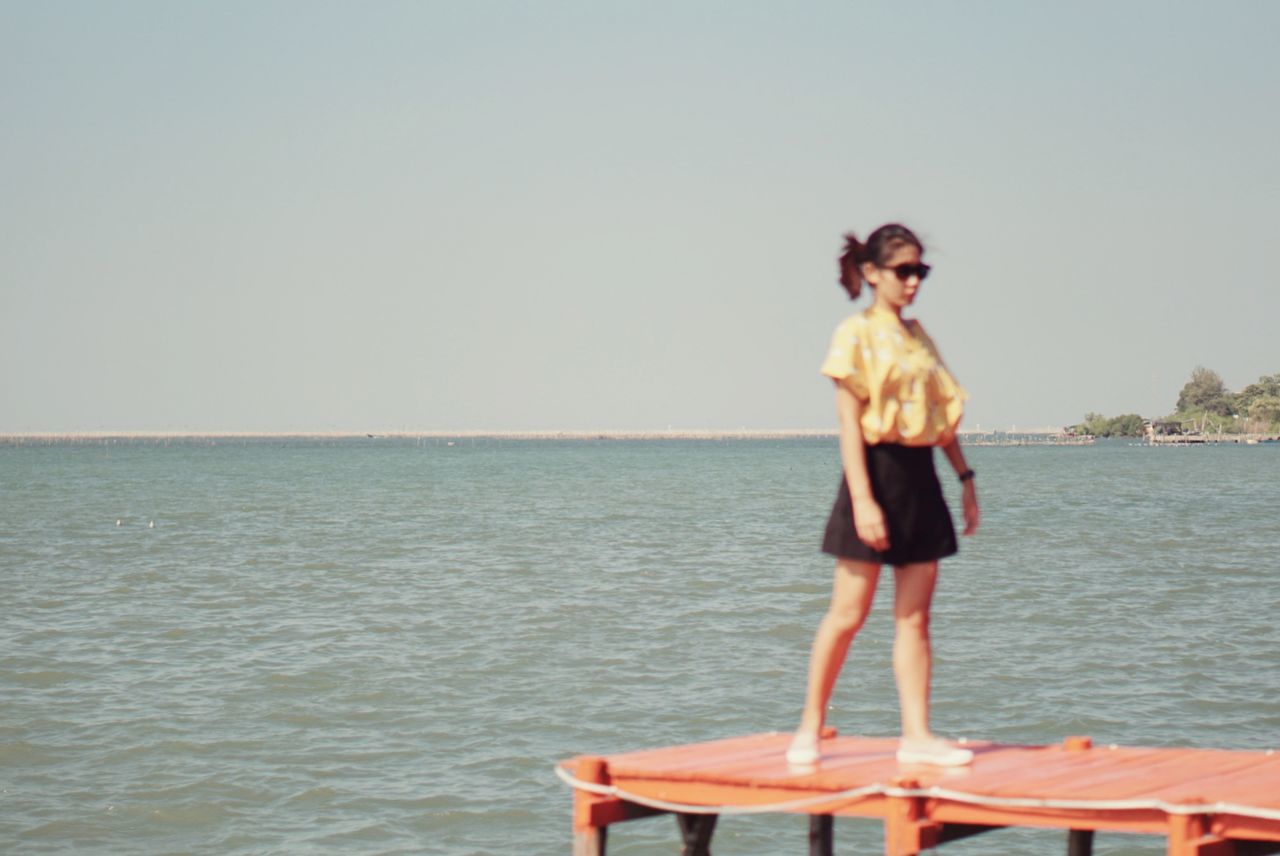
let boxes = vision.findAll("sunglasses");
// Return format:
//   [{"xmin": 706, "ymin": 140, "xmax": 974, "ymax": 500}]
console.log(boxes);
[{"xmin": 881, "ymin": 262, "xmax": 931, "ymax": 282}]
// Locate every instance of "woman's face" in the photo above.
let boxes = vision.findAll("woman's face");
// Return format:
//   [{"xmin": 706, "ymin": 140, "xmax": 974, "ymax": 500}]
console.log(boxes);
[{"xmin": 862, "ymin": 244, "xmax": 924, "ymax": 310}]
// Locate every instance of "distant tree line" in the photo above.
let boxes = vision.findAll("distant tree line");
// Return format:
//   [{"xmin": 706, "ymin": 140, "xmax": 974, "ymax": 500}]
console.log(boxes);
[
  {"xmin": 1075, "ymin": 368, "xmax": 1280, "ymax": 437},
  {"xmin": 1074, "ymin": 412, "xmax": 1146, "ymax": 438}
]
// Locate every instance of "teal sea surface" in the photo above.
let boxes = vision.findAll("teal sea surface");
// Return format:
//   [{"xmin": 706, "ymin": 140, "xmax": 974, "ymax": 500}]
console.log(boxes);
[{"xmin": 2, "ymin": 438, "xmax": 1278, "ymax": 854}]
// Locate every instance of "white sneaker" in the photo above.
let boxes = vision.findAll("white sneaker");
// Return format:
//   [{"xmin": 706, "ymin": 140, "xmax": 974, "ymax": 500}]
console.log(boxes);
[
  {"xmin": 895, "ymin": 740, "xmax": 973, "ymax": 767},
  {"xmin": 785, "ymin": 734, "xmax": 820, "ymax": 765}
]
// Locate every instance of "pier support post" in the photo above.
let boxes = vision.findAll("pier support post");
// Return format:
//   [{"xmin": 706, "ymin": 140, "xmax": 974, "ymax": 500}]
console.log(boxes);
[
  {"xmin": 675, "ymin": 813, "xmax": 717, "ymax": 856},
  {"xmin": 567, "ymin": 756, "xmax": 669, "ymax": 854},
  {"xmin": 1067, "ymin": 829, "xmax": 1094, "ymax": 855},
  {"xmin": 1062, "ymin": 737, "xmax": 1096, "ymax": 855},
  {"xmin": 1167, "ymin": 812, "xmax": 1231, "ymax": 856},
  {"xmin": 884, "ymin": 776, "xmax": 942, "ymax": 856},
  {"xmin": 572, "ymin": 757, "xmax": 610, "ymax": 856},
  {"xmin": 808, "ymin": 814, "xmax": 833, "ymax": 856}
]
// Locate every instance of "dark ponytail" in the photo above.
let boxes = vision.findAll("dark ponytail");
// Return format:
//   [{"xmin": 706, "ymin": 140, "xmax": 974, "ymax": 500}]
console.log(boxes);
[{"xmin": 836, "ymin": 223, "xmax": 924, "ymax": 301}]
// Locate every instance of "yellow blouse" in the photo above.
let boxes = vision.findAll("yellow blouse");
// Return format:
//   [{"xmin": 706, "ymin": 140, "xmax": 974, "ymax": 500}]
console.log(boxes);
[{"xmin": 820, "ymin": 304, "xmax": 966, "ymax": 447}]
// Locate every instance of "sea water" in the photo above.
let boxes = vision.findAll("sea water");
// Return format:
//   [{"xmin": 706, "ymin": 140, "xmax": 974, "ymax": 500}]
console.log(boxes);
[{"xmin": 2, "ymin": 438, "xmax": 1278, "ymax": 854}]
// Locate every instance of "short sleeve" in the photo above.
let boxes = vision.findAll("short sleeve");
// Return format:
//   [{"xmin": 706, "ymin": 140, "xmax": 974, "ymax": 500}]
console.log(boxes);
[{"xmin": 820, "ymin": 318, "xmax": 869, "ymax": 399}]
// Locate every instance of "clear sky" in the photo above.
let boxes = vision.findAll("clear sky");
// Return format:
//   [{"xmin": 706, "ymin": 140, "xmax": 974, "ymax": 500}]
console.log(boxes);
[{"xmin": 3, "ymin": 1, "xmax": 1277, "ymax": 433}]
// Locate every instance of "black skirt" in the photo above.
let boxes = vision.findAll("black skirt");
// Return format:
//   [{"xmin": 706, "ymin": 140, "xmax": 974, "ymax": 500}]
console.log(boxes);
[{"xmin": 821, "ymin": 443, "xmax": 958, "ymax": 565}]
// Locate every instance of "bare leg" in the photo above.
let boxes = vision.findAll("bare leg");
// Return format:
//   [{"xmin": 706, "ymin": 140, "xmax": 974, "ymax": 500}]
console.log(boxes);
[
  {"xmin": 892, "ymin": 561, "xmax": 969, "ymax": 764},
  {"xmin": 891, "ymin": 561, "xmax": 938, "ymax": 742},
  {"xmin": 789, "ymin": 559, "xmax": 880, "ymax": 760}
]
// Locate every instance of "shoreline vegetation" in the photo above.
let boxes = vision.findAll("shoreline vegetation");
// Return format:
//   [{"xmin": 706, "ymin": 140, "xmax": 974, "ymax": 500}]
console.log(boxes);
[{"xmin": 1074, "ymin": 367, "xmax": 1280, "ymax": 439}]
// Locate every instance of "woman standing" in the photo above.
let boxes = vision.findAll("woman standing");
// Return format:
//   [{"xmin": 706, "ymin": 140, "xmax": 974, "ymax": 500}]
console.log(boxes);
[{"xmin": 787, "ymin": 224, "xmax": 979, "ymax": 767}]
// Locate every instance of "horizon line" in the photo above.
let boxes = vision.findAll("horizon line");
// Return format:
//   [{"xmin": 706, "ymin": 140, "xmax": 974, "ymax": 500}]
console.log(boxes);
[{"xmin": 0, "ymin": 426, "xmax": 1073, "ymax": 441}]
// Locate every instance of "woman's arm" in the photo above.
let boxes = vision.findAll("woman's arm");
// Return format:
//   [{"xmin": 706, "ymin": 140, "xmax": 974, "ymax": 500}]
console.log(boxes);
[
  {"xmin": 835, "ymin": 382, "xmax": 889, "ymax": 551},
  {"xmin": 939, "ymin": 437, "xmax": 980, "ymax": 536}
]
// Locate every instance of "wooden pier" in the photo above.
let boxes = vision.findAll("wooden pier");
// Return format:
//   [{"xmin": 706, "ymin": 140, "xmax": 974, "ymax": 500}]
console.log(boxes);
[{"xmin": 558, "ymin": 732, "xmax": 1280, "ymax": 855}]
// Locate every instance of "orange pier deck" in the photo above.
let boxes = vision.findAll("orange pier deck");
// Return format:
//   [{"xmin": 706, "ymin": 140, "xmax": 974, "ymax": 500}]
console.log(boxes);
[{"xmin": 558, "ymin": 732, "xmax": 1280, "ymax": 855}]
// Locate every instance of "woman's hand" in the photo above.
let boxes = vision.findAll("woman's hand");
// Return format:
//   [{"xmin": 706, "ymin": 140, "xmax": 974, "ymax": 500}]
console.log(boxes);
[
  {"xmin": 853, "ymin": 495, "xmax": 890, "ymax": 552},
  {"xmin": 961, "ymin": 480, "xmax": 980, "ymax": 535},
  {"xmin": 939, "ymin": 439, "xmax": 980, "ymax": 536}
]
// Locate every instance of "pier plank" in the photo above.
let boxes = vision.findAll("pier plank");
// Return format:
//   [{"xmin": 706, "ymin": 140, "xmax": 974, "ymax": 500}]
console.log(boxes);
[{"xmin": 1029, "ymin": 751, "xmax": 1274, "ymax": 801}]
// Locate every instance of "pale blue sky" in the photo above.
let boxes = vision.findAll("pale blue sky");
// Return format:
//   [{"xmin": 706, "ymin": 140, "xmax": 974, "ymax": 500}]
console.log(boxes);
[{"xmin": 3, "ymin": 1, "xmax": 1277, "ymax": 433}]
